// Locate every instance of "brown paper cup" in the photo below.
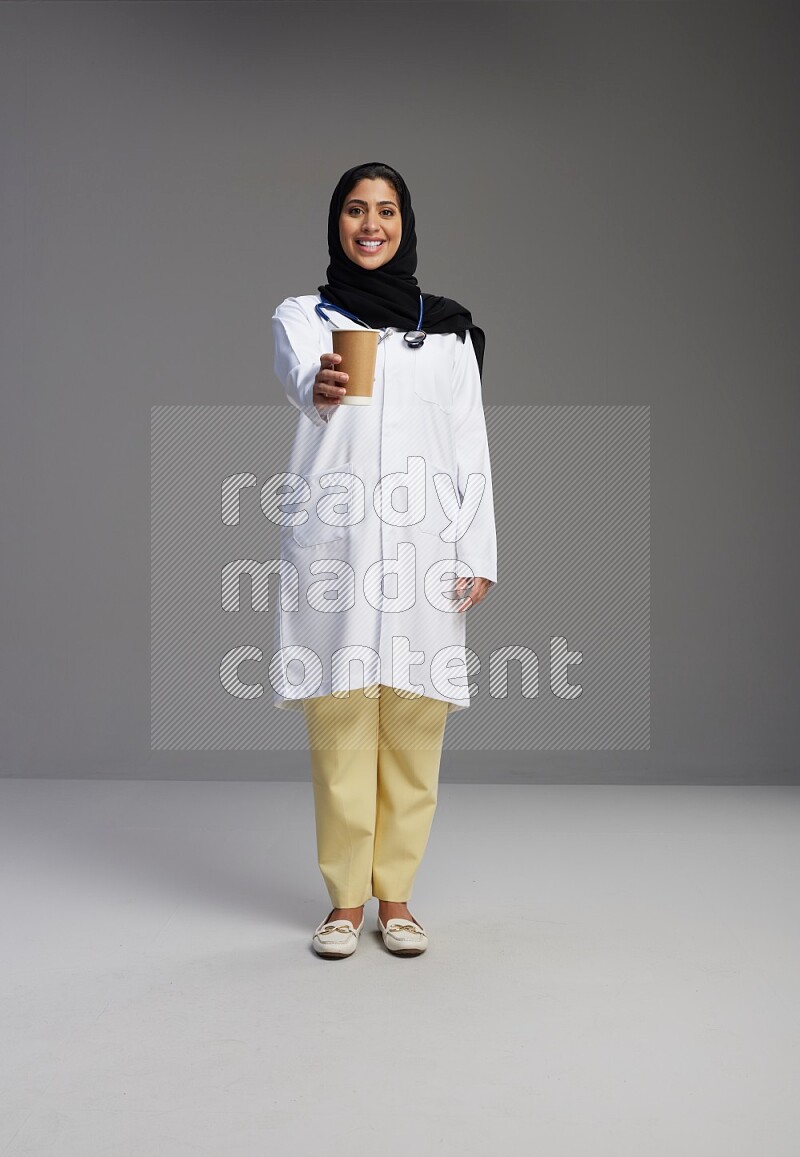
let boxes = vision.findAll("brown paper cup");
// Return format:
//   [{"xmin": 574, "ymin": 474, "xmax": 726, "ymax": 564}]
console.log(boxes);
[{"xmin": 332, "ymin": 328, "xmax": 378, "ymax": 405}]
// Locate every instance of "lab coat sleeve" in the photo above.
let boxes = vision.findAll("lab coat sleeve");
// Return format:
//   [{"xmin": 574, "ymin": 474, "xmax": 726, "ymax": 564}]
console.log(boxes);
[
  {"xmin": 451, "ymin": 331, "xmax": 498, "ymax": 584},
  {"xmin": 271, "ymin": 298, "xmax": 336, "ymax": 430}
]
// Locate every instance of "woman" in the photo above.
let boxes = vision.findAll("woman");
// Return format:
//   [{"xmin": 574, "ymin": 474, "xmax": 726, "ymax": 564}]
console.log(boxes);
[{"xmin": 271, "ymin": 162, "xmax": 497, "ymax": 958}]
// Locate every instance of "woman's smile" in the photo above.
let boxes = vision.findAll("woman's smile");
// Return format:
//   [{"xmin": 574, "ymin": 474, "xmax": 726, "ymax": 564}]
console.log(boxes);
[{"xmin": 339, "ymin": 177, "xmax": 402, "ymax": 268}]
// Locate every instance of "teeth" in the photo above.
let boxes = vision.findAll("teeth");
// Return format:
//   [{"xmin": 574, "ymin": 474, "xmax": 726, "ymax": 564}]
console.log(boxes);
[{"xmin": 357, "ymin": 240, "xmax": 383, "ymax": 248}]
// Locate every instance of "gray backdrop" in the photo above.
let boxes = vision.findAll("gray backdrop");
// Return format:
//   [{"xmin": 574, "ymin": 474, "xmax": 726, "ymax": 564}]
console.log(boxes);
[{"xmin": 2, "ymin": 1, "xmax": 798, "ymax": 783}]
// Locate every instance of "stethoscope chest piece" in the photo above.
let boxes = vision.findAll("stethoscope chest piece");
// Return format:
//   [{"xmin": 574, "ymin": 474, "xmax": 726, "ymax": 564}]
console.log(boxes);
[{"xmin": 404, "ymin": 330, "xmax": 426, "ymax": 348}]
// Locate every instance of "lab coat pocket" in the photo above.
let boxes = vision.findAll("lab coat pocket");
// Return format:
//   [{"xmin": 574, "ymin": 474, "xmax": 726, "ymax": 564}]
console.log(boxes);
[
  {"xmin": 412, "ymin": 357, "xmax": 454, "ymax": 413},
  {"xmin": 292, "ymin": 462, "xmax": 355, "ymax": 547}
]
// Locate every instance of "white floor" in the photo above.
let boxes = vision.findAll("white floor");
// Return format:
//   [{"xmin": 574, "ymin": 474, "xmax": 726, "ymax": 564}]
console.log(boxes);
[{"xmin": 1, "ymin": 780, "xmax": 798, "ymax": 1157}]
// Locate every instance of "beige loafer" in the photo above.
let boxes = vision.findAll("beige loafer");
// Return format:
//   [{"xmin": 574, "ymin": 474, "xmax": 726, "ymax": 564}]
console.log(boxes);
[
  {"xmin": 377, "ymin": 914, "xmax": 428, "ymax": 956},
  {"xmin": 312, "ymin": 911, "xmax": 365, "ymax": 958}
]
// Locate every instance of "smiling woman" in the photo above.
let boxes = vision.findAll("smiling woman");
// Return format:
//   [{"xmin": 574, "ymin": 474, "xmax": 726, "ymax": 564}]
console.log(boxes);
[
  {"xmin": 338, "ymin": 179, "xmax": 403, "ymax": 266},
  {"xmin": 270, "ymin": 161, "xmax": 497, "ymax": 953}
]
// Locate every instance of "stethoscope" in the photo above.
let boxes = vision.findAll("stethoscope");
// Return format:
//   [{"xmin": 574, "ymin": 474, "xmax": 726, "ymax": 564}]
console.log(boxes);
[{"xmin": 315, "ymin": 294, "xmax": 427, "ymax": 348}]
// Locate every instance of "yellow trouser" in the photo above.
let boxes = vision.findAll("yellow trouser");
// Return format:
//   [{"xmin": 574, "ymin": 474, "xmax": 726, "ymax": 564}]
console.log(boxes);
[{"xmin": 301, "ymin": 683, "xmax": 450, "ymax": 908}]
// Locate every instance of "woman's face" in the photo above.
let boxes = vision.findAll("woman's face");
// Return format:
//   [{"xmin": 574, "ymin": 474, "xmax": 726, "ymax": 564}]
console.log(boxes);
[{"xmin": 338, "ymin": 177, "xmax": 402, "ymax": 269}]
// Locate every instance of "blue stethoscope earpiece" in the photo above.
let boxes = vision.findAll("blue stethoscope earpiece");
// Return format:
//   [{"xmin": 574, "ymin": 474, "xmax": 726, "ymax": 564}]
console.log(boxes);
[{"xmin": 315, "ymin": 295, "xmax": 426, "ymax": 348}]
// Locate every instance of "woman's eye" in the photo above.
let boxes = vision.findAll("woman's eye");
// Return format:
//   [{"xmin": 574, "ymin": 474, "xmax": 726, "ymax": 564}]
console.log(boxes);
[{"xmin": 347, "ymin": 207, "xmax": 394, "ymax": 216}]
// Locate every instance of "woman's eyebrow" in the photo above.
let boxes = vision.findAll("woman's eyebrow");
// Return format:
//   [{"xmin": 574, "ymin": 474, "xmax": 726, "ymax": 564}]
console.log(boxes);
[{"xmin": 345, "ymin": 198, "xmax": 398, "ymax": 208}]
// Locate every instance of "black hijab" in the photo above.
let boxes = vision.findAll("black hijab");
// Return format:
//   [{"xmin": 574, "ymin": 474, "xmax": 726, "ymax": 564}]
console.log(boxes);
[{"xmin": 318, "ymin": 162, "xmax": 486, "ymax": 379}]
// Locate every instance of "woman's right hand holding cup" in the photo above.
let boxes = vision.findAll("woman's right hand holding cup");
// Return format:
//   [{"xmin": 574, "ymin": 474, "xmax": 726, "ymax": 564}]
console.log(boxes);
[{"xmin": 313, "ymin": 353, "xmax": 348, "ymax": 409}]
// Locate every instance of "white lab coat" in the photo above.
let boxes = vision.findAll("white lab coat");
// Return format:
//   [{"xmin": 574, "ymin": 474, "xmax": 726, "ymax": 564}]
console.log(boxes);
[{"xmin": 269, "ymin": 293, "xmax": 497, "ymax": 713}]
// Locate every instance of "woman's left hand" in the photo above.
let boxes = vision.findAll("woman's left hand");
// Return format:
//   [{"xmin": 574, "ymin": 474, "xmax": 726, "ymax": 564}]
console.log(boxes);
[{"xmin": 453, "ymin": 575, "xmax": 494, "ymax": 612}]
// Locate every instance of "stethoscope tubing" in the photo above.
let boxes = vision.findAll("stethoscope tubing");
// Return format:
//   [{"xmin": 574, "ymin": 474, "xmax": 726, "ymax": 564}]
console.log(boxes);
[{"xmin": 315, "ymin": 295, "xmax": 426, "ymax": 348}]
